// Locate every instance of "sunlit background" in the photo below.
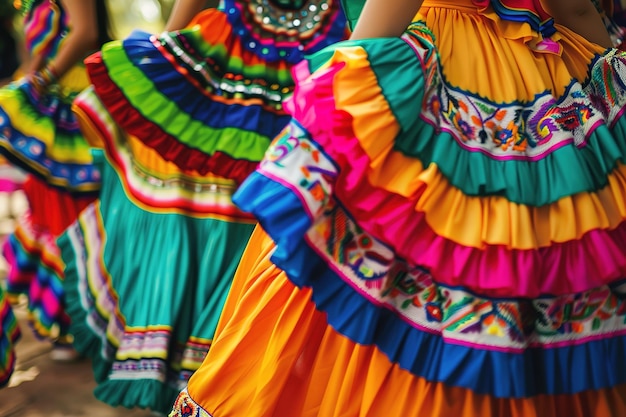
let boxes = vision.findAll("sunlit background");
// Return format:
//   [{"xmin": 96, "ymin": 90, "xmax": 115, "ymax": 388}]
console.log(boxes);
[{"xmin": 108, "ymin": 0, "xmax": 175, "ymax": 36}]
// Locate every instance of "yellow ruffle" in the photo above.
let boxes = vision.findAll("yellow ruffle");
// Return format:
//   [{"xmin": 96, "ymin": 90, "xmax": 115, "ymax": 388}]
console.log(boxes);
[
  {"xmin": 324, "ymin": 46, "xmax": 626, "ymax": 249},
  {"xmin": 419, "ymin": 163, "xmax": 626, "ymax": 249},
  {"xmin": 316, "ymin": 21, "xmax": 625, "ymax": 250}
]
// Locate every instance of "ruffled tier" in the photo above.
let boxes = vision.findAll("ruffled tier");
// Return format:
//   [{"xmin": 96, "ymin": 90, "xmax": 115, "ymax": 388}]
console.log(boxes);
[
  {"xmin": 295, "ymin": 30, "xmax": 625, "ymax": 208},
  {"xmin": 172, "ymin": 228, "xmax": 626, "ymax": 417},
  {"xmin": 222, "ymin": 0, "xmax": 347, "ymax": 64},
  {"xmin": 59, "ymin": 150, "xmax": 256, "ymax": 413},
  {"xmin": 235, "ymin": 172, "xmax": 626, "ymax": 398},
  {"xmin": 22, "ymin": 174, "xmax": 95, "ymax": 236},
  {"xmin": 0, "ymin": 285, "xmax": 20, "ymax": 388},
  {"xmin": 3, "ymin": 213, "xmax": 70, "ymax": 340},
  {"xmin": 245, "ymin": 125, "xmax": 626, "ymax": 298},
  {"xmin": 250, "ymin": 20, "xmax": 626, "ymax": 297},
  {"xmin": 73, "ymin": 87, "xmax": 256, "ymax": 220},
  {"xmin": 229, "ymin": 10, "xmax": 626, "ymax": 399},
  {"xmin": 83, "ymin": 5, "xmax": 346, "ymax": 178},
  {"xmin": 0, "ymin": 65, "xmax": 100, "ymax": 194}
]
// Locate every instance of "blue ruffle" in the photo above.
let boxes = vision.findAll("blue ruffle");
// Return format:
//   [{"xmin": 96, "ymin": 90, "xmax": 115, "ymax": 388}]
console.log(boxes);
[
  {"xmin": 0, "ymin": 81, "xmax": 100, "ymax": 194},
  {"xmin": 118, "ymin": 31, "xmax": 291, "ymax": 138},
  {"xmin": 233, "ymin": 170, "xmax": 626, "ymax": 398}
]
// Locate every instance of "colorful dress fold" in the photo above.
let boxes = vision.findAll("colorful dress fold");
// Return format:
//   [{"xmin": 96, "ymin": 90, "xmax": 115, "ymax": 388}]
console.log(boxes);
[
  {"xmin": 0, "ymin": 0, "xmax": 97, "ymax": 342},
  {"xmin": 60, "ymin": 103, "xmax": 255, "ymax": 410},
  {"xmin": 58, "ymin": 1, "xmax": 347, "ymax": 413},
  {"xmin": 170, "ymin": 0, "xmax": 626, "ymax": 416}
]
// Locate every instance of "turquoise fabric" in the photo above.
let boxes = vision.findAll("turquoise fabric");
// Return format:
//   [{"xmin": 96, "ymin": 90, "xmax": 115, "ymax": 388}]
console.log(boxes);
[{"xmin": 60, "ymin": 151, "xmax": 255, "ymax": 413}]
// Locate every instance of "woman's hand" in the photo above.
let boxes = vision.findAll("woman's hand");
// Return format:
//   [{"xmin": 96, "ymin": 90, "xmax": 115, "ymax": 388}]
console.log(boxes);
[{"xmin": 26, "ymin": 66, "xmax": 57, "ymax": 94}]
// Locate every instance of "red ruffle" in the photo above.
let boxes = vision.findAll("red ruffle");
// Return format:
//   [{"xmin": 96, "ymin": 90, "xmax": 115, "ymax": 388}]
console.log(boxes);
[
  {"xmin": 24, "ymin": 175, "xmax": 94, "ymax": 236},
  {"xmin": 84, "ymin": 52, "xmax": 259, "ymax": 184}
]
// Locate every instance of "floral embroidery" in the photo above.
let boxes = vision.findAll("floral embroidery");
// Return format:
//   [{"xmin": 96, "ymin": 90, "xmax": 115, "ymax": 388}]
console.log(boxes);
[
  {"xmin": 402, "ymin": 22, "xmax": 626, "ymax": 161},
  {"xmin": 260, "ymin": 126, "xmax": 626, "ymax": 349},
  {"xmin": 262, "ymin": 122, "xmax": 335, "ymax": 215},
  {"xmin": 309, "ymin": 201, "xmax": 626, "ymax": 349}
]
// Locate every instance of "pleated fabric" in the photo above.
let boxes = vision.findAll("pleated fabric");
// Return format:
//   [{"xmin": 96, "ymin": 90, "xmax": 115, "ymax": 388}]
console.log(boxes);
[
  {"xmin": 86, "ymin": 0, "xmax": 347, "ymax": 178},
  {"xmin": 59, "ymin": 92, "xmax": 255, "ymax": 413}
]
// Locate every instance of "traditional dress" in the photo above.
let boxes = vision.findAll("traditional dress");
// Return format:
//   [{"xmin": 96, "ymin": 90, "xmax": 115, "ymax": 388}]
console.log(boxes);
[
  {"xmin": 0, "ymin": 0, "xmax": 98, "ymax": 344},
  {"xmin": 58, "ymin": 1, "xmax": 347, "ymax": 413},
  {"xmin": 170, "ymin": 0, "xmax": 626, "ymax": 416}
]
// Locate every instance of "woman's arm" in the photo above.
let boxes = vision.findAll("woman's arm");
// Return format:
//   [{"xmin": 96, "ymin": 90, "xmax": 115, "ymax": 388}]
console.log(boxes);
[
  {"xmin": 543, "ymin": 0, "xmax": 613, "ymax": 47},
  {"xmin": 164, "ymin": 0, "xmax": 207, "ymax": 31},
  {"xmin": 350, "ymin": 0, "xmax": 425, "ymax": 40},
  {"xmin": 36, "ymin": 0, "xmax": 100, "ymax": 78}
]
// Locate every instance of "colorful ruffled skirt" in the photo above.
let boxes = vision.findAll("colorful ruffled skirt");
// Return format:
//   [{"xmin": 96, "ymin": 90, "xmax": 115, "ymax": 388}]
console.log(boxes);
[
  {"xmin": 56, "ymin": 2, "xmax": 346, "ymax": 412},
  {"xmin": 59, "ymin": 75, "xmax": 258, "ymax": 415},
  {"xmin": 0, "ymin": 65, "xmax": 97, "ymax": 341},
  {"xmin": 87, "ymin": 0, "xmax": 346, "ymax": 177},
  {"xmin": 0, "ymin": 284, "xmax": 19, "ymax": 387},
  {"xmin": 60, "ymin": 93, "xmax": 257, "ymax": 412},
  {"xmin": 58, "ymin": 139, "xmax": 255, "ymax": 412},
  {"xmin": 170, "ymin": 1, "xmax": 626, "ymax": 416}
]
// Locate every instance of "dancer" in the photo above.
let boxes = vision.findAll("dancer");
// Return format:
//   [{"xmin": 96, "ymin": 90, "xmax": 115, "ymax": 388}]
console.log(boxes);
[
  {"xmin": 0, "ymin": 0, "xmax": 109, "ymax": 358},
  {"xmin": 58, "ymin": 0, "xmax": 347, "ymax": 413},
  {"xmin": 169, "ymin": 0, "xmax": 626, "ymax": 416}
]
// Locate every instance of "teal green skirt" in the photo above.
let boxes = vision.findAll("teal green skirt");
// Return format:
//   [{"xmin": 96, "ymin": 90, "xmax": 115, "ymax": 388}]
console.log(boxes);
[{"xmin": 59, "ymin": 151, "xmax": 255, "ymax": 413}]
